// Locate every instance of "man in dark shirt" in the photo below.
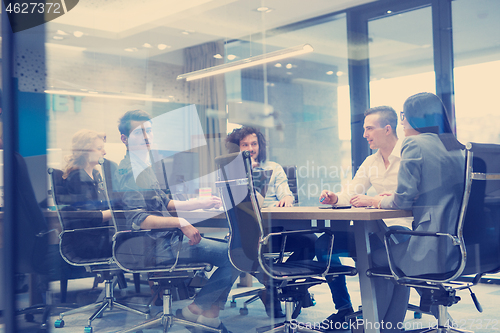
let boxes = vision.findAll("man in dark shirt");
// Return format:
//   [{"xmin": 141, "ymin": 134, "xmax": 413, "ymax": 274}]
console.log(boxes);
[{"xmin": 116, "ymin": 110, "xmax": 237, "ymax": 332}]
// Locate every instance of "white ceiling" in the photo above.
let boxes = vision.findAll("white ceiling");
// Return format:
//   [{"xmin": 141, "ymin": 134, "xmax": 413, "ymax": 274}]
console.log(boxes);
[{"xmin": 45, "ymin": 0, "xmax": 377, "ymax": 63}]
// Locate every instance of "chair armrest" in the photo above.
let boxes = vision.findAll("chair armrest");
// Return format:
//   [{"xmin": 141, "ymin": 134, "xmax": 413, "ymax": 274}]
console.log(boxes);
[
  {"xmin": 258, "ymin": 229, "xmax": 339, "ymax": 280},
  {"xmin": 113, "ymin": 228, "xmax": 189, "ymax": 273},
  {"xmin": 261, "ymin": 228, "xmax": 331, "ymax": 245},
  {"xmin": 383, "ymin": 230, "xmax": 463, "ymax": 282},
  {"xmin": 385, "ymin": 229, "xmax": 460, "ymax": 245}
]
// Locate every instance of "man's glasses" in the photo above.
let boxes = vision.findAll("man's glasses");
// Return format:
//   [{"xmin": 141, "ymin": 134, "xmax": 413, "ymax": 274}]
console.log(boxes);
[{"xmin": 400, "ymin": 111, "xmax": 405, "ymax": 121}]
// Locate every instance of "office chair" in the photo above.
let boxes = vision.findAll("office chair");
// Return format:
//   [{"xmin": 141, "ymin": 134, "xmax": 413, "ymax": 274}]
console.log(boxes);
[
  {"xmin": 229, "ymin": 164, "xmax": 300, "ymax": 316},
  {"xmin": 102, "ymin": 157, "xmax": 142, "ymax": 293},
  {"xmin": 216, "ymin": 151, "xmax": 357, "ymax": 333},
  {"xmin": 368, "ymin": 142, "xmax": 500, "ymax": 333},
  {"xmin": 100, "ymin": 159, "xmax": 226, "ymax": 333},
  {"xmin": 48, "ymin": 167, "xmax": 149, "ymax": 333},
  {"xmin": 10, "ymin": 152, "xmax": 97, "ymax": 332}
]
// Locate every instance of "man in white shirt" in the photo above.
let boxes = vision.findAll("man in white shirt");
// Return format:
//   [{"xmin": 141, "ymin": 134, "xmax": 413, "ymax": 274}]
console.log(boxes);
[{"xmin": 317, "ymin": 106, "xmax": 411, "ymax": 331}]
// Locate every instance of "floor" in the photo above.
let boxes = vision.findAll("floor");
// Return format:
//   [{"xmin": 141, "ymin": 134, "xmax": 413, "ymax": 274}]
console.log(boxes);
[{"xmin": 6, "ymin": 266, "xmax": 500, "ymax": 333}]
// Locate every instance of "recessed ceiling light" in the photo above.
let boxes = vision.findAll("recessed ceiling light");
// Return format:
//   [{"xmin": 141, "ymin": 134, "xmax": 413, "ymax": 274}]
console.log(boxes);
[
  {"xmin": 124, "ymin": 47, "xmax": 138, "ymax": 52},
  {"xmin": 143, "ymin": 43, "xmax": 152, "ymax": 48},
  {"xmin": 326, "ymin": 71, "xmax": 334, "ymax": 75},
  {"xmin": 336, "ymin": 71, "xmax": 344, "ymax": 76},
  {"xmin": 213, "ymin": 54, "xmax": 223, "ymax": 59},
  {"xmin": 56, "ymin": 30, "xmax": 68, "ymax": 35},
  {"xmin": 387, "ymin": 10, "xmax": 392, "ymax": 14},
  {"xmin": 157, "ymin": 44, "xmax": 171, "ymax": 50},
  {"xmin": 286, "ymin": 72, "xmax": 293, "ymax": 75},
  {"xmin": 227, "ymin": 54, "xmax": 237, "ymax": 60},
  {"xmin": 73, "ymin": 31, "xmax": 84, "ymax": 37},
  {"xmin": 53, "ymin": 36, "xmax": 63, "ymax": 40},
  {"xmin": 286, "ymin": 63, "xmax": 292, "ymax": 69},
  {"xmin": 181, "ymin": 30, "xmax": 195, "ymax": 35},
  {"xmin": 274, "ymin": 63, "xmax": 282, "ymax": 68},
  {"xmin": 256, "ymin": 6, "xmax": 269, "ymax": 12}
]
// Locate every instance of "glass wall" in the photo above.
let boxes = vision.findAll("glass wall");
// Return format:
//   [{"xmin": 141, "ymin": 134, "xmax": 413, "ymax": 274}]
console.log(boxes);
[
  {"xmin": 368, "ymin": 6, "xmax": 435, "ymax": 139},
  {"xmin": 4, "ymin": 0, "xmax": 354, "ymax": 329},
  {"xmin": 452, "ymin": 0, "xmax": 500, "ymax": 144},
  {"xmin": 3, "ymin": 0, "xmax": 500, "ymax": 330}
]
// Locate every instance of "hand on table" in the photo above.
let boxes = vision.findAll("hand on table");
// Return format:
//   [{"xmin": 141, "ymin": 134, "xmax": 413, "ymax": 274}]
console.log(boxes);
[
  {"xmin": 277, "ymin": 195, "xmax": 294, "ymax": 207},
  {"xmin": 197, "ymin": 196, "xmax": 222, "ymax": 209},
  {"xmin": 350, "ymin": 194, "xmax": 375, "ymax": 207}
]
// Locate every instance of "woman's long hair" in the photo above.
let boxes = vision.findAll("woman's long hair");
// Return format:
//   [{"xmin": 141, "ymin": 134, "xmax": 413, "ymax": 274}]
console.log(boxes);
[{"xmin": 63, "ymin": 129, "xmax": 106, "ymax": 179}]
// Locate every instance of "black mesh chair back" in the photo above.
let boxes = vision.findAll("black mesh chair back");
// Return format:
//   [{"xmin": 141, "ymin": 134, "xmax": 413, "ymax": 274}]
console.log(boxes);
[
  {"xmin": 102, "ymin": 159, "xmax": 219, "ymax": 333},
  {"xmin": 461, "ymin": 142, "xmax": 500, "ymax": 276},
  {"xmin": 215, "ymin": 151, "xmax": 356, "ymax": 332},
  {"xmin": 215, "ymin": 151, "xmax": 262, "ymax": 274},
  {"xmin": 48, "ymin": 167, "xmax": 115, "ymax": 266},
  {"xmin": 15, "ymin": 153, "xmax": 91, "ymax": 329},
  {"xmin": 16, "ymin": 154, "xmax": 51, "ymax": 276},
  {"xmin": 48, "ymin": 163, "xmax": 150, "ymax": 331}
]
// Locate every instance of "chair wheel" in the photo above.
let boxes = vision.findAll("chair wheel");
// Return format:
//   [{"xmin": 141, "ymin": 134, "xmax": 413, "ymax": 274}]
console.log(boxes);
[
  {"xmin": 230, "ymin": 300, "xmax": 237, "ymax": 308},
  {"xmin": 25, "ymin": 313, "xmax": 35, "ymax": 322},
  {"xmin": 414, "ymin": 312, "xmax": 422, "ymax": 319},
  {"xmin": 84, "ymin": 326, "xmax": 93, "ymax": 333},
  {"xmin": 239, "ymin": 308, "xmax": 249, "ymax": 315},
  {"xmin": 54, "ymin": 319, "xmax": 65, "ymax": 328}
]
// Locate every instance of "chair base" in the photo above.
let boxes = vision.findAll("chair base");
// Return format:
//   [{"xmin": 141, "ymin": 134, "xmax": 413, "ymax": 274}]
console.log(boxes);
[
  {"xmin": 257, "ymin": 322, "xmax": 322, "ymax": 333},
  {"xmin": 257, "ymin": 300, "xmax": 322, "ymax": 333},
  {"xmin": 406, "ymin": 326, "xmax": 473, "ymax": 333},
  {"xmin": 230, "ymin": 287, "xmax": 265, "ymax": 315},
  {"xmin": 116, "ymin": 289, "xmax": 223, "ymax": 333},
  {"xmin": 17, "ymin": 303, "xmax": 51, "ymax": 332},
  {"xmin": 55, "ymin": 278, "xmax": 149, "ymax": 330}
]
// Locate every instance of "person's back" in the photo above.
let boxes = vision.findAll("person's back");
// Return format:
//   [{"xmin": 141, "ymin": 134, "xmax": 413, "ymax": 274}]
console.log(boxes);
[
  {"xmin": 387, "ymin": 133, "xmax": 464, "ymax": 277},
  {"xmin": 403, "ymin": 133, "xmax": 464, "ymax": 232}
]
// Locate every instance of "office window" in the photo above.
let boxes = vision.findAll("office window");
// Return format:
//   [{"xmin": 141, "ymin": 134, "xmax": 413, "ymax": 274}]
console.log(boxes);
[
  {"xmin": 453, "ymin": 0, "xmax": 500, "ymax": 144},
  {"xmin": 4, "ymin": 1, "xmax": 354, "ymax": 322},
  {"xmin": 368, "ymin": 6, "xmax": 435, "ymax": 139},
  {"xmin": 224, "ymin": 15, "xmax": 350, "ymax": 205}
]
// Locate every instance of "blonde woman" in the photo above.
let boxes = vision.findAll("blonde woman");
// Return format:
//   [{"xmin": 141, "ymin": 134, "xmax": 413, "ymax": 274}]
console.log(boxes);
[{"xmin": 61, "ymin": 129, "xmax": 113, "ymax": 259}]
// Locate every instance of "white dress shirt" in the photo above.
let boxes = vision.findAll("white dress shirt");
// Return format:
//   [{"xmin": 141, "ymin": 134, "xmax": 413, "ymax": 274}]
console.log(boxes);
[
  {"xmin": 254, "ymin": 160, "xmax": 294, "ymax": 208},
  {"xmin": 336, "ymin": 140, "xmax": 412, "ymax": 228}
]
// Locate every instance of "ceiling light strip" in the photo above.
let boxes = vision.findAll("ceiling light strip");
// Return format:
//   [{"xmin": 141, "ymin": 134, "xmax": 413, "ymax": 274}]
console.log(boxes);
[
  {"xmin": 177, "ymin": 44, "xmax": 313, "ymax": 81},
  {"xmin": 44, "ymin": 90, "xmax": 171, "ymax": 103}
]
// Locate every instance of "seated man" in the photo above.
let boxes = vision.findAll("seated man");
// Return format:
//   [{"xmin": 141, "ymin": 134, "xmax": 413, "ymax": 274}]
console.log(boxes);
[
  {"xmin": 317, "ymin": 106, "xmax": 412, "ymax": 330},
  {"xmin": 116, "ymin": 110, "xmax": 238, "ymax": 332},
  {"xmin": 226, "ymin": 126, "xmax": 317, "ymax": 318}
]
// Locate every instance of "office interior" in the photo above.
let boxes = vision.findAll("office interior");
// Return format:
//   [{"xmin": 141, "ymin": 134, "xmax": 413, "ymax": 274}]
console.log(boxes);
[{"xmin": 1, "ymin": 0, "xmax": 499, "ymax": 331}]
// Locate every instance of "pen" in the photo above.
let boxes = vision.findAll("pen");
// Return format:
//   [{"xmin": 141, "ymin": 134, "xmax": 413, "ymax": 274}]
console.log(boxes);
[{"xmin": 320, "ymin": 197, "xmax": 325, "ymax": 203}]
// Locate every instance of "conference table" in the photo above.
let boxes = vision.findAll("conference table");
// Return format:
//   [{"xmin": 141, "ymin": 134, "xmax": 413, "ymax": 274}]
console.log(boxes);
[
  {"xmin": 2, "ymin": 206, "xmax": 412, "ymax": 332},
  {"xmin": 260, "ymin": 206, "xmax": 413, "ymax": 333}
]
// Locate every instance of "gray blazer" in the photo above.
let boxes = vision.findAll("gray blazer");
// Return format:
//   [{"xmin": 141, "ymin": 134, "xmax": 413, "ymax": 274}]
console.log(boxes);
[{"xmin": 380, "ymin": 133, "xmax": 465, "ymax": 277}]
